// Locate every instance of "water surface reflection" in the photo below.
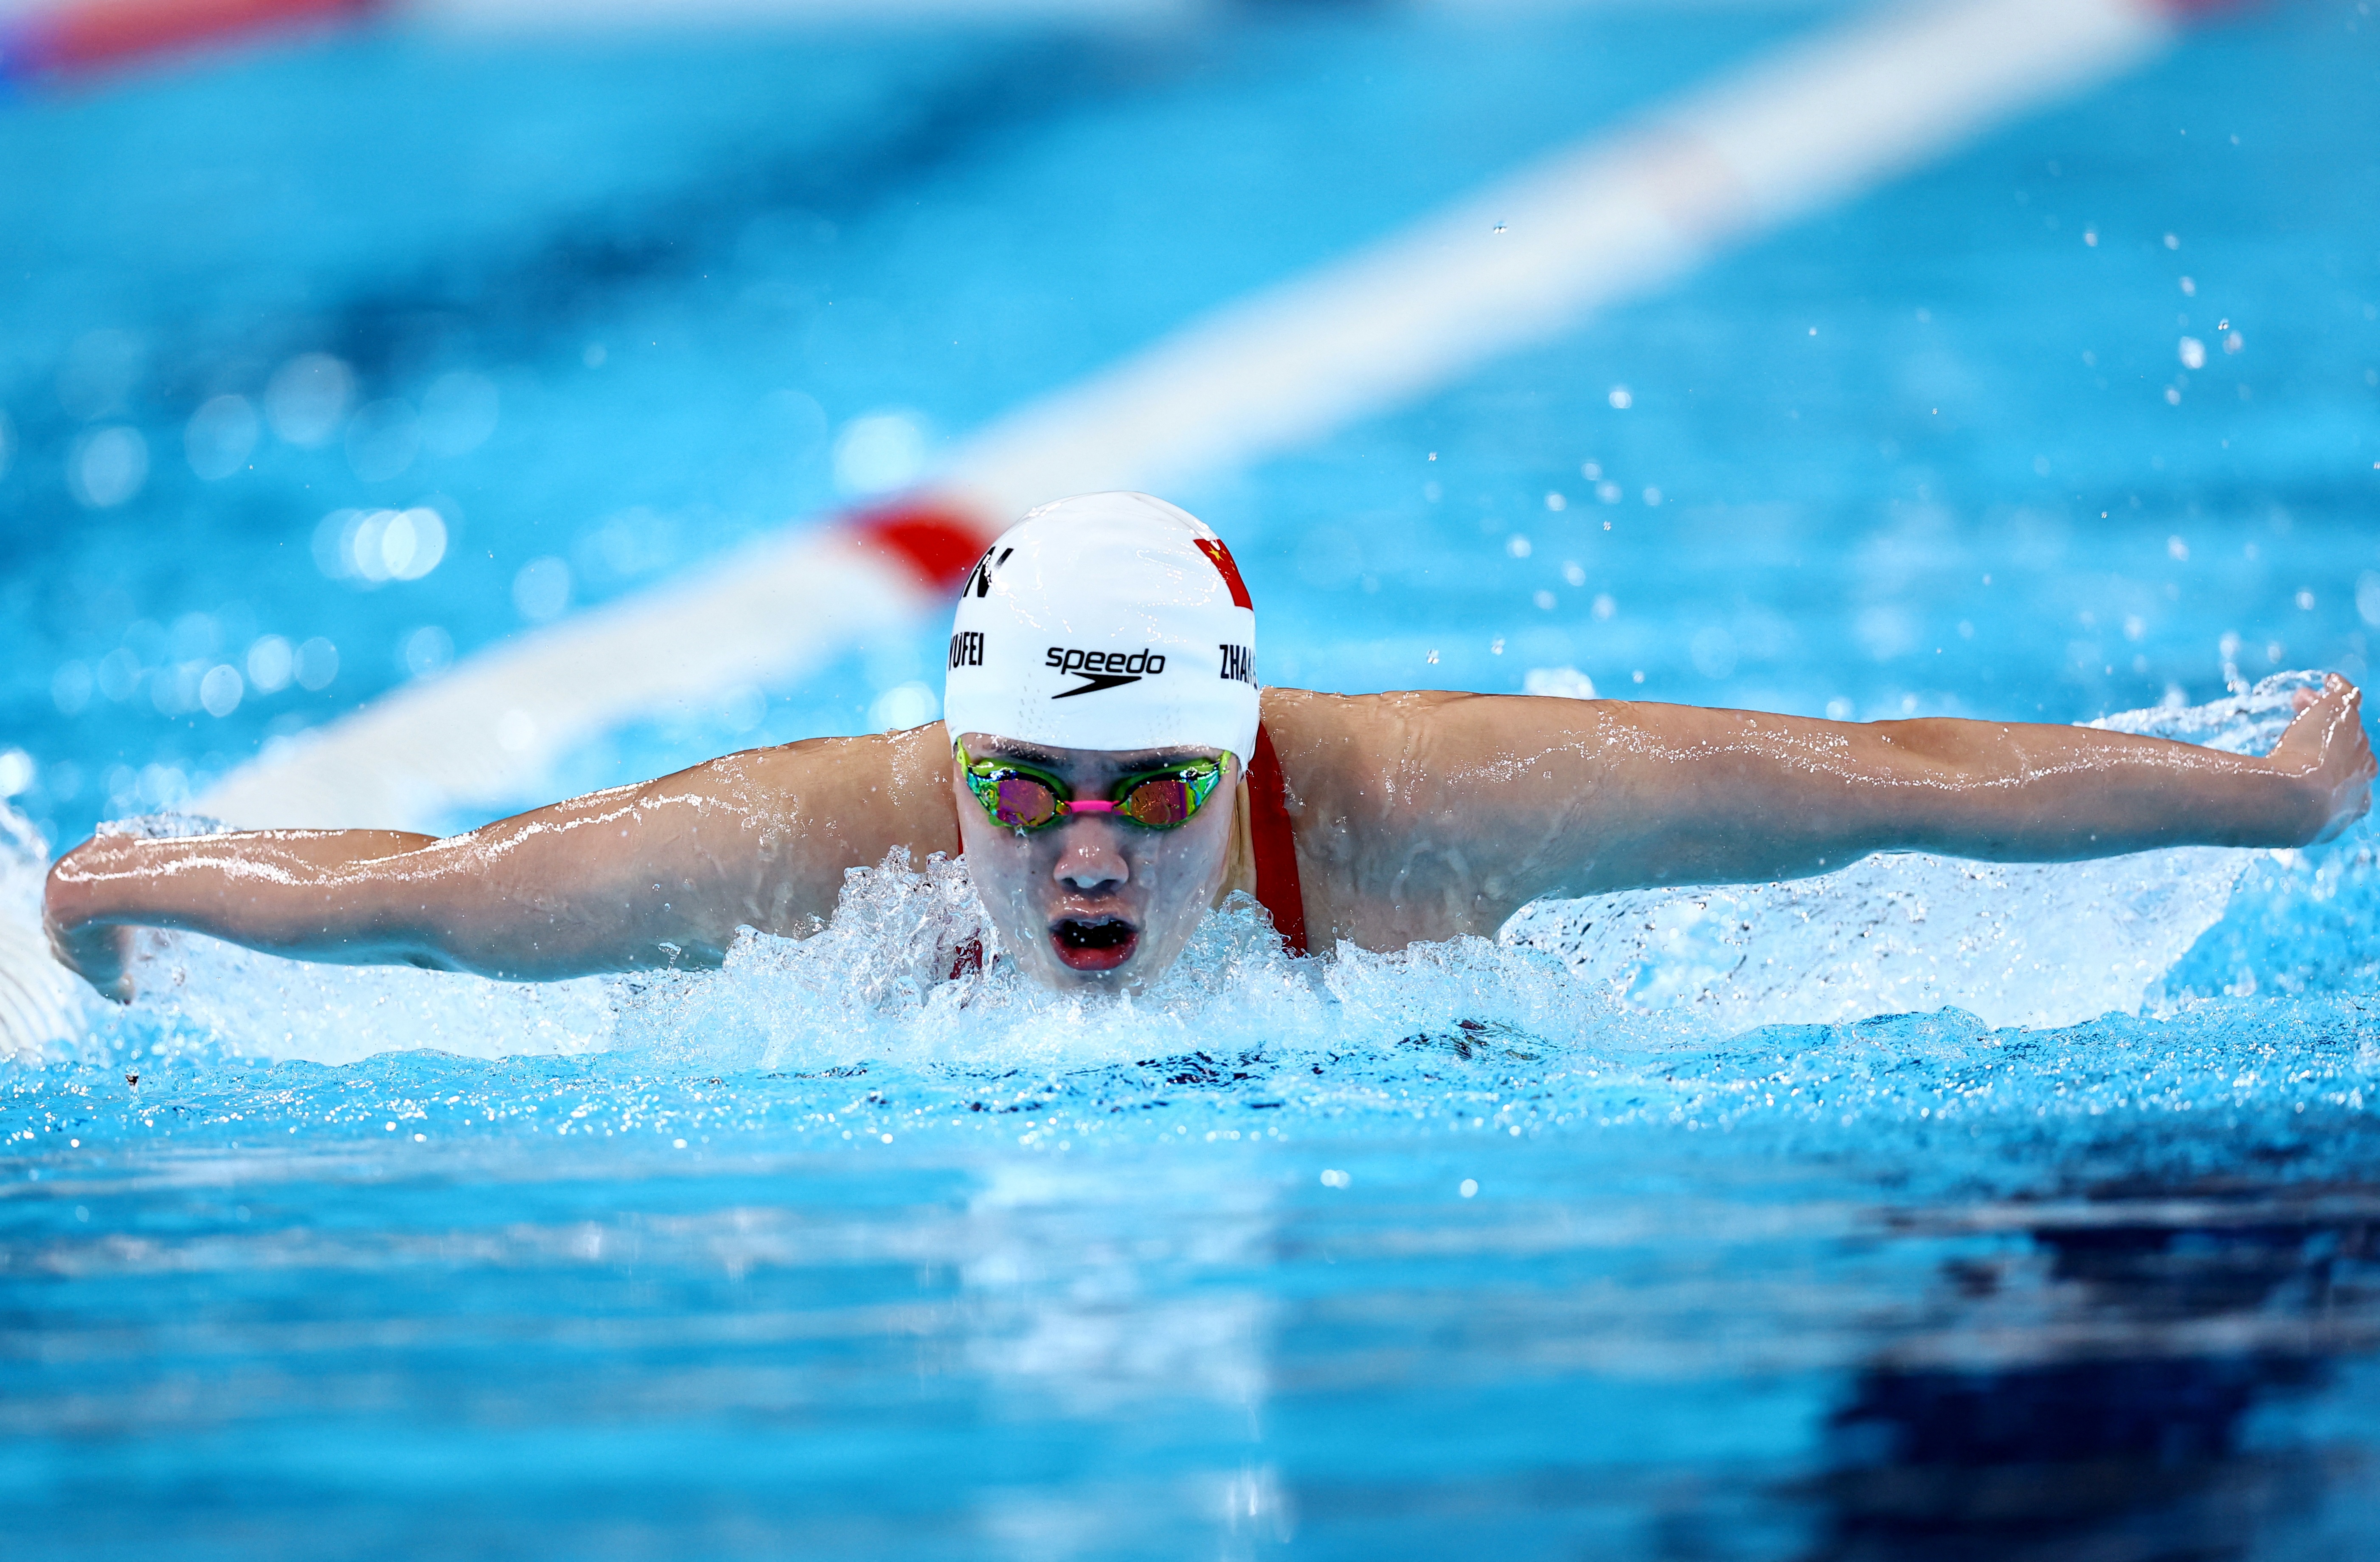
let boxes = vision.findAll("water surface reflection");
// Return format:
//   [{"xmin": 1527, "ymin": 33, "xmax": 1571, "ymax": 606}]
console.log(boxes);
[{"xmin": 1811, "ymin": 1180, "xmax": 2378, "ymax": 1561}]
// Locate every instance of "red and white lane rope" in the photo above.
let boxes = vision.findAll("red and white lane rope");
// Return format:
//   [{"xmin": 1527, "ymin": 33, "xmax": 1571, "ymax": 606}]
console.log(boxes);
[
  {"xmin": 195, "ymin": 0, "xmax": 2203, "ymax": 831},
  {"xmin": 0, "ymin": 0, "xmax": 1170, "ymax": 81},
  {"xmin": 0, "ymin": 0, "xmax": 365, "ymax": 81}
]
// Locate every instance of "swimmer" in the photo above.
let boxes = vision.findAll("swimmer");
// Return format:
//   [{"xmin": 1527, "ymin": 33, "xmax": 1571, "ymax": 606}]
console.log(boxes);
[{"xmin": 42, "ymin": 492, "xmax": 2375, "ymax": 1000}]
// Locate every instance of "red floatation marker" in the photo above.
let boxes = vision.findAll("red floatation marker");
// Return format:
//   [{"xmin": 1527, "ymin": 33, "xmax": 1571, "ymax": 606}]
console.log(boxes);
[{"xmin": 2, "ymin": 0, "xmax": 369, "ymax": 86}]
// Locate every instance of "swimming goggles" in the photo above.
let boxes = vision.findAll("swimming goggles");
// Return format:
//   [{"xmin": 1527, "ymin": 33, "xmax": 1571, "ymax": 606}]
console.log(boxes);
[{"xmin": 956, "ymin": 739, "xmax": 1231, "ymax": 833}]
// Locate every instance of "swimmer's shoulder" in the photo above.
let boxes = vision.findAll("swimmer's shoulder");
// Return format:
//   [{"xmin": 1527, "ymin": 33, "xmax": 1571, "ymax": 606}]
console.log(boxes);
[
  {"xmin": 664, "ymin": 722, "xmax": 960, "ymax": 836},
  {"xmin": 1260, "ymin": 686, "xmax": 1467, "ymax": 727},
  {"xmin": 1260, "ymin": 686, "xmax": 1663, "ymax": 831},
  {"xmin": 1259, "ymin": 686, "xmax": 1626, "ymax": 764},
  {"xmin": 1259, "ymin": 687, "xmax": 1497, "ymax": 805}
]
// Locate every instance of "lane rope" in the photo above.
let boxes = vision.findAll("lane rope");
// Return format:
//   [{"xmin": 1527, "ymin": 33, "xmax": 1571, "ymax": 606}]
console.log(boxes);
[
  {"xmin": 0, "ymin": 0, "xmax": 366, "ymax": 82},
  {"xmin": 199, "ymin": 0, "xmax": 2185, "ymax": 831}
]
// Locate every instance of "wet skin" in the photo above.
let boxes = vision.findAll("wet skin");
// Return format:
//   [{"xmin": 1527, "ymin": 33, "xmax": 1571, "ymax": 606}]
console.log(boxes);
[
  {"xmin": 949, "ymin": 736, "xmax": 1240, "ymax": 992},
  {"xmin": 44, "ymin": 678, "xmax": 2375, "ymax": 1000}
]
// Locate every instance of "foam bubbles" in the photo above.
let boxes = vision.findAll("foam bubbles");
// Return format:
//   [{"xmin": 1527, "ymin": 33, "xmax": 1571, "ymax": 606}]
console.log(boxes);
[
  {"xmin": 1506, "ymin": 846, "xmax": 2249, "ymax": 1033},
  {"xmin": 0, "ymin": 804, "xmax": 99, "ymax": 1059},
  {"xmin": 611, "ymin": 850, "xmax": 1365, "ymax": 1076},
  {"xmin": 104, "ymin": 927, "xmax": 616, "ymax": 1070}
]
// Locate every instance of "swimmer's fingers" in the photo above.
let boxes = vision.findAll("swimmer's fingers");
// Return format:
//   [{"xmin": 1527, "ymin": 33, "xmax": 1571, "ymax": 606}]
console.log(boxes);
[
  {"xmin": 2271, "ymin": 674, "xmax": 2360, "ymax": 759},
  {"xmin": 2290, "ymin": 674, "xmax": 2348, "ymax": 714},
  {"xmin": 42, "ymin": 915, "xmax": 134, "ymax": 1004},
  {"xmin": 2272, "ymin": 674, "xmax": 2374, "ymax": 844}
]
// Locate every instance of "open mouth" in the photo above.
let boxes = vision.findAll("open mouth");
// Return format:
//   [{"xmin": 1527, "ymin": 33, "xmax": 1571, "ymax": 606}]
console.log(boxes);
[{"xmin": 1050, "ymin": 916, "xmax": 1139, "ymax": 972}]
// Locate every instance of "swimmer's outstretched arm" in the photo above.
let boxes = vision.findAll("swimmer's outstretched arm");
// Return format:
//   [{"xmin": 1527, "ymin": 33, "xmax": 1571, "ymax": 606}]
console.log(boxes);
[
  {"xmin": 1265, "ymin": 675, "xmax": 2373, "ymax": 945},
  {"xmin": 43, "ymin": 724, "xmax": 961, "ymax": 1000}
]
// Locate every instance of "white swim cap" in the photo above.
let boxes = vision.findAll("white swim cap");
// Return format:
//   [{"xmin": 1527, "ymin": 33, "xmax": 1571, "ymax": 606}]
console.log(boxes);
[{"xmin": 943, "ymin": 492, "xmax": 1259, "ymax": 761}]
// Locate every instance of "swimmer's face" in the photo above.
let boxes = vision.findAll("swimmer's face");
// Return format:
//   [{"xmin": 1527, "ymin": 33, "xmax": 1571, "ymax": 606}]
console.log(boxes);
[{"xmin": 951, "ymin": 734, "xmax": 1239, "ymax": 992}]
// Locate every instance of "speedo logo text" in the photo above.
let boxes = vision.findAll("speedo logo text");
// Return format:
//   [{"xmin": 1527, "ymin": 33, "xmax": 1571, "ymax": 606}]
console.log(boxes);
[{"xmin": 1046, "ymin": 646, "xmax": 1166, "ymax": 699}]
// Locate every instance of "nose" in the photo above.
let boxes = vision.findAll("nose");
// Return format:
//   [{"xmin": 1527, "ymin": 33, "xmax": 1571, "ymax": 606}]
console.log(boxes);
[{"xmin": 1053, "ymin": 825, "xmax": 1130, "ymax": 892}]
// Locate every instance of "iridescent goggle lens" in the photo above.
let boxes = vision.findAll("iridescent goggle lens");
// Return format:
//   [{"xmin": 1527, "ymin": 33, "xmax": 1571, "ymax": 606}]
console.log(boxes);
[
  {"xmin": 959, "ymin": 742, "xmax": 1229, "ymax": 833},
  {"xmin": 989, "ymin": 772, "xmax": 1063, "ymax": 829}
]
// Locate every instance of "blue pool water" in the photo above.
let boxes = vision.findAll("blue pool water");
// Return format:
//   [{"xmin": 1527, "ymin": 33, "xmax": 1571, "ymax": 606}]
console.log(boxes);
[{"xmin": 6, "ymin": 2, "xmax": 2380, "ymax": 1556}]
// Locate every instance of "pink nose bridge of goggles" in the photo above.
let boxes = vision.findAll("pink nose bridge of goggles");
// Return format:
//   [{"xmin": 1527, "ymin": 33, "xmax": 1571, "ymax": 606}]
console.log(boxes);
[{"xmin": 1064, "ymin": 799, "xmax": 1121, "ymax": 815}]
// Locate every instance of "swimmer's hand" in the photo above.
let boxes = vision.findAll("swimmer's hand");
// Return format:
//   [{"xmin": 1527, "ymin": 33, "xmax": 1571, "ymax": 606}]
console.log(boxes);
[
  {"xmin": 42, "ymin": 848, "xmax": 136, "ymax": 1005},
  {"xmin": 2270, "ymin": 673, "xmax": 2374, "ymax": 845},
  {"xmin": 42, "ymin": 888, "xmax": 135, "ymax": 1004}
]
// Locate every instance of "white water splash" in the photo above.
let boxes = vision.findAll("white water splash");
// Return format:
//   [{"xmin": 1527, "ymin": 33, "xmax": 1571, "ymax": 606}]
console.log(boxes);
[
  {"xmin": 1502, "ymin": 846, "xmax": 2248, "ymax": 1032},
  {"xmin": 110, "ymin": 930, "xmax": 621, "ymax": 1067},
  {"xmin": 0, "ymin": 804, "xmax": 90, "ymax": 1059},
  {"xmin": 610, "ymin": 848, "xmax": 1663, "ymax": 1076},
  {"xmin": 1503, "ymin": 673, "xmax": 2324, "ymax": 1031}
]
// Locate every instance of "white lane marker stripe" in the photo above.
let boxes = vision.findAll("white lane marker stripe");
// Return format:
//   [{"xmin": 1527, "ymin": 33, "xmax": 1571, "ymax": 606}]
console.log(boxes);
[
  {"xmin": 946, "ymin": 0, "xmax": 2168, "ymax": 514},
  {"xmin": 200, "ymin": 0, "xmax": 2177, "ymax": 832},
  {"xmin": 202, "ymin": 539, "xmax": 931, "ymax": 829}
]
